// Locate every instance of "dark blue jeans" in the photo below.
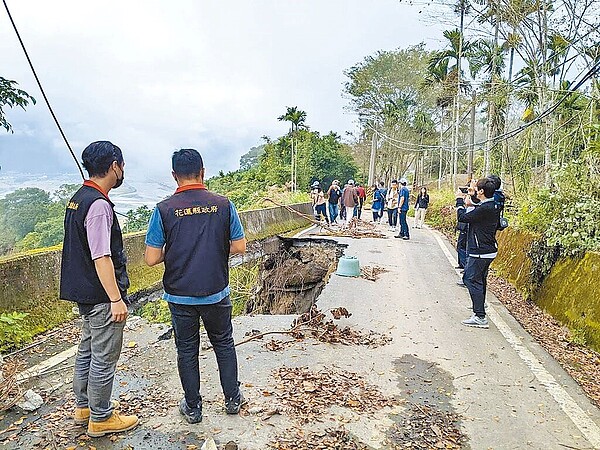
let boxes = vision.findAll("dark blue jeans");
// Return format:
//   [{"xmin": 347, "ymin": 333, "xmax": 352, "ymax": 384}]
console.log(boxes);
[
  {"xmin": 328, "ymin": 203, "xmax": 339, "ymax": 223},
  {"xmin": 457, "ymin": 231, "xmax": 468, "ymax": 268},
  {"xmin": 463, "ymin": 257, "xmax": 493, "ymax": 318},
  {"xmin": 387, "ymin": 208, "xmax": 398, "ymax": 227},
  {"xmin": 315, "ymin": 204, "xmax": 329, "ymax": 223},
  {"xmin": 168, "ymin": 296, "xmax": 240, "ymax": 408},
  {"xmin": 398, "ymin": 210, "xmax": 409, "ymax": 237}
]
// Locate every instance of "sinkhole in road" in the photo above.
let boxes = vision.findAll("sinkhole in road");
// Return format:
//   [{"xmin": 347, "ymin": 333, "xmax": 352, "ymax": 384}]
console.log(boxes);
[{"xmin": 241, "ymin": 236, "xmax": 346, "ymax": 315}]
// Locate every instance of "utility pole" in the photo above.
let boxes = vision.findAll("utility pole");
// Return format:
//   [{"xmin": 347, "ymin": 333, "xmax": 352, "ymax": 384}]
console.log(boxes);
[
  {"xmin": 468, "ymin": 91, "xmax": 476, "ymax": 180},
  {"xmin": 438, "ymin": 109, "xmax": 444, "ymax": 189},
  {"xmin": 452, "ymin": 0, "xmax": 466, "ymax": 188},
  {"xmin": 368, "ymin": 130, "xmax": 377, "ymax": 186},
  {"xmin": 484, "ymin": 7, "xmax": 499, "ymax": 176}
]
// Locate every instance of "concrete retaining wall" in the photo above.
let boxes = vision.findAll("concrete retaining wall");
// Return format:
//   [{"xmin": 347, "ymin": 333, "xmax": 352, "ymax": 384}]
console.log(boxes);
[
  {"xmin": 0, "ymin": 203, "xmax": 312, "ymax": 339},
  {"xmin": 494, "ymin": 228, "xmax": 600, "ymax": 351}
]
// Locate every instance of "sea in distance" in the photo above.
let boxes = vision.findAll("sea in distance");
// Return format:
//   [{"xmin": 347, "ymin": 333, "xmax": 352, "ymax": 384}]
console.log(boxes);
[{"xmin": 0, "ymin": 171, "xmax": 175, "ymax": 215}]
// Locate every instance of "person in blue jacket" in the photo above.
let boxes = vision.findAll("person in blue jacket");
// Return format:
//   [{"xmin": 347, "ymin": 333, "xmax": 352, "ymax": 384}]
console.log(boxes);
[{"xmin": 371, "ymin": 183, "xmax": 384, "ymax": 223}]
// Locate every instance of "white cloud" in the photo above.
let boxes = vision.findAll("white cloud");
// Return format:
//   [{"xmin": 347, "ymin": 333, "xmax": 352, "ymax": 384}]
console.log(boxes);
[{"xmin": 0, "ymin": 0, "xmax": 446, "ymax": 179}]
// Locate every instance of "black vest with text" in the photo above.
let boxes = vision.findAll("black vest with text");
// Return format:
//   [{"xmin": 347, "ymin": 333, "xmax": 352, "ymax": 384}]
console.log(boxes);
[
  {"xmin": 59, "ymin": 184, "xmax": 129, "ymax": 304},
  {"xmin": 157, "ymin": 188, "xmax": 230, "ymax": 297}
]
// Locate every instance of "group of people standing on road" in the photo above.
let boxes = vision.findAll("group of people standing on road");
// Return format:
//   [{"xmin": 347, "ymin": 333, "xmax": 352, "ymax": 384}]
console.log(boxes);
[
  {"xmin": 60, "ymin": 142, "xmax": 246, "ymax": 438},
  {"xmin": 310, "ymin": 179, "xmax": 367, "ymax": 225},
  {"xmin": 311, "ymin": 177, "xmax": 431, "ymax": 242}
]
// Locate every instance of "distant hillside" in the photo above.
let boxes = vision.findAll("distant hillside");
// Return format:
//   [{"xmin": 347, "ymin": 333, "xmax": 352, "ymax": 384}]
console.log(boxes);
[{"xmin": 239, "ymin": 145, "xmax": 265, "ymax": 170}]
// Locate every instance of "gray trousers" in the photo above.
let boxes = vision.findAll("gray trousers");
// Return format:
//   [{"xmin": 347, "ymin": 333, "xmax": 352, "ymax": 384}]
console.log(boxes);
[{"xmin": 73, "ymin": 303, "xmax": 125, "ymax": 421}]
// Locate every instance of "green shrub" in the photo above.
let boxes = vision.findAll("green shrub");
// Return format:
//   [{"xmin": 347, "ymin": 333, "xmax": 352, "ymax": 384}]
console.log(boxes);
[
  {"xmin": 137, "ymin": 299, "xmax": 171, "ymax": 324},
  {"xmin": 0, "ymin": 312, "xmax": 33, "ymax": 352},
  {"xmin": 424, "ymin": 189, "xmax": 458, "ymax": 239},
  {"xmin": 230, "ymin": 262, "xmax": 259, "ymax": 316},
  {"xmin": 516, "ymin": 156, "xmax": 600, "ymax": 256}
]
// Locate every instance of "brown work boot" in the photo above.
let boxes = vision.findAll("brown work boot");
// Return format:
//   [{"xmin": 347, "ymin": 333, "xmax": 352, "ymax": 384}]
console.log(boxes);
[
  {"xmin": 87, "ymin": 411, "xmax": 139, "ymax": 437},
  {"xmin": 74, "ymin": 400, "xmax": 120, "ymax": 425}
]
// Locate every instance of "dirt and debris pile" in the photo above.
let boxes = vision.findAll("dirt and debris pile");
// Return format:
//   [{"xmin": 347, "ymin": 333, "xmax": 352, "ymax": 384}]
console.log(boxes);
[
  {"xmin": 386, "ymin": 403, "xmax": 467, "ymax": 449},
  {"xmin": 271, "ymin": 366, "xmax": 396, "ymax": 424},
  {"xmin": 360, "ymin": 265, "xmax": 389, "ymax": 282},
  {"xmin": 318, "ymin": 218, "xmax": 386, "ymax": 240},
  {"xmin": 269, "ymin": 427, "xmax": 369, "ymax": 450},
  {"xmin": 0, "ymin": 358, "xmax": 23, "ymax": 412},
  {"xmin": 288, "ymin": 306, "xmax": 392, "ymax": 348},
  {"xmin": 248, "ymin": 239, "xmax": 343, "ymax": 315}
]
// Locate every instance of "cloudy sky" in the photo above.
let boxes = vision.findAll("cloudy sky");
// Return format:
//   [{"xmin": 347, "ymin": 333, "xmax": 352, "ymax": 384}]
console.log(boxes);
[{"xmin": 0, "ymin": 0, "xmax": 448, "ymax": 182}]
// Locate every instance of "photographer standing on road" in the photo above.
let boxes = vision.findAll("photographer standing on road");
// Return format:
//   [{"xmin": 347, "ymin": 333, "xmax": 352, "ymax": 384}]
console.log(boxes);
[{"xmin": 455, "ymin": 177, "xmax": 500, "ymax": 329}]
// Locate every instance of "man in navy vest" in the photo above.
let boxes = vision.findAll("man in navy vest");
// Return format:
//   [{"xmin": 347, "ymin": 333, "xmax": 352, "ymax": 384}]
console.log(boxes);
[
  {"xmin": 60, "ymin": 141, "xmax": 139, "ymax": 437},
  {"xmin": 144, "ymin": 149, "xmax": 247, "ymax": 423}
]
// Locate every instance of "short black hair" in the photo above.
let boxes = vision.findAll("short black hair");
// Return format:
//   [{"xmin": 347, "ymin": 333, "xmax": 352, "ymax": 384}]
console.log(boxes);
[
  {"xmin": 391, "ymin": 179, "xmax": 398, "ymax": 184},
  {"xmin": 477, "ymin": 177, "xmax": 496, "ymax": 198},
  {"xmin": 82, "ymin": 141, "xmax": 123, "ymax": 177},
  {"xmin": 172, "ymin": 148, "xmax": 204, "ymax": 177},
  {"xmin": 488, "ymin": 174, "xmax": 502, "ymax": 190},
  {"xmin": 378, "ymin": 181, "xmax": 385, "ymax": 187}
]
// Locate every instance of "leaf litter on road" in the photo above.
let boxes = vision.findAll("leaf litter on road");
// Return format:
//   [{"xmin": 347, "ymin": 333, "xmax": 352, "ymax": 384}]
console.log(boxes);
[{"xmin": 271, "ymin": 366, "xmax": 398, "ymax": 424}]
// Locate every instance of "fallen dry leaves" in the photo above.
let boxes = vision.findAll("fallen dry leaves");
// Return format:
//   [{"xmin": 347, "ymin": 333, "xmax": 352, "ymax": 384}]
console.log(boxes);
[
  {"xmin": 289, "ymin": 306, "xmax": 392, "ymax": 348},
  {"xmin": 269, "ymin": 427, "xmax": 369, "ymax": 450},
  {"xmin": 386, "ymin": 403, "xmax": 467, "ymax": 449},
  {"xmin": 271, "ymin": 366, "xmax": 396, "ymax": 424},
  {"xmin": 489, "ymin": 274, "xmax": 600, "ymax": 408}
]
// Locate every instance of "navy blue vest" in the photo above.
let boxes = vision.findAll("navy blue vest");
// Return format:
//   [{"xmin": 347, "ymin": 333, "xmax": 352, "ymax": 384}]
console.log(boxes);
[
  {"xmin": 157, "ymin": 187, "xmax": 230, "ymax": 297},
  {"xmin": 59, "ymin": 184, "xmax": 129, "ymax": 304}
]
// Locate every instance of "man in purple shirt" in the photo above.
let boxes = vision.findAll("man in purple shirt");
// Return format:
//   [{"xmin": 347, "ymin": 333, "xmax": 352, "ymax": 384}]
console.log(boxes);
[{"xmin": 60, "ymin": 141, "xmax": 138, "ymax": 437}]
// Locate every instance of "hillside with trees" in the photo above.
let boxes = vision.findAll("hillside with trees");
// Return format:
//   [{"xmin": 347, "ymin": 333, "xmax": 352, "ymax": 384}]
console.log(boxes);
[{"xmin": 344, "ymin": 0, "xmax": 599, "ymax": 259}]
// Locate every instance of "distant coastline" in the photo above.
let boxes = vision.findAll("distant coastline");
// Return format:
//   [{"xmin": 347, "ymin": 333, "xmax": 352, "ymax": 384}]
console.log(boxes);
[{"xmin": 0, "ymin": 171, "xmax": 174, "ymax": 214}]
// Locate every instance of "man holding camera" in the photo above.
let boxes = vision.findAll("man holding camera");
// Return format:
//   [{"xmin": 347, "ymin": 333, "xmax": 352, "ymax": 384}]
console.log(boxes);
[{"xmin": 456, "ymin": 178, "xmax": 500, "ymax": 329}]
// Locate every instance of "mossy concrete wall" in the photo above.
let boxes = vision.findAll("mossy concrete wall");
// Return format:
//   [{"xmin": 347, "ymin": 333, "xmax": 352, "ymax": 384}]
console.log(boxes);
[
  {"xmin": 493, "ymin": 228, "xmax": 600, "ymax": 351},
  {"xmin": 0, "ymin": 203, "xmax": 311, "ymax": 339}
]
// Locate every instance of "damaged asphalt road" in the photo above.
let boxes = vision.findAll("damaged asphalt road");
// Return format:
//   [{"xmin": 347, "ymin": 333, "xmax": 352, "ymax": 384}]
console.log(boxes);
[{"xmin": 2, "ymin": 226, "xmax": 600, "ymax": 449}]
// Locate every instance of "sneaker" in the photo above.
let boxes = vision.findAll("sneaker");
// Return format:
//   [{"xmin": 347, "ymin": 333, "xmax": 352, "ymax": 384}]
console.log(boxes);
[
  {"xmin": 394, "ymin": 234, "xmax": 402, "ymax": 239},
  {"xmin": 179, "ymin": 398, "xmax": 202, "ymax": 424},
  {"xmin": 87, "ymin": 411, "xmax": 139, "ymax": 437},
  {"xmin": 402, "ymin": 236, "xmax": 409, "ymax": 240},
  {"xmin": 74, "ymin": 400, "xmax": 120, "ymax": 425},
  {"xmin": 461, "ymin": 315, "xmax": 489, "ymax": 329},
  {"xmin": 225, "ymin": 391, "xmax": 247, "ymax": 415},
  {"xmin": 456, "ymin": 281, "xmax": 466, "ymax": 287}
]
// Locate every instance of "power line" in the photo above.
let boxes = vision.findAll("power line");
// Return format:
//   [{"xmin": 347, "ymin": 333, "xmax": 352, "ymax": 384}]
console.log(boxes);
[
  {"xmin": 364, "ymin": 57, "xmax": 599, "ymax": 152},
  {"xmin": 2, "ymin": 0, "xmax": 85, "ymax": 180}
]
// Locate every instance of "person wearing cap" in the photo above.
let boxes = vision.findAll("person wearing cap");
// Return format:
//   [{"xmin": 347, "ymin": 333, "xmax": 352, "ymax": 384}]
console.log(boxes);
[
  {"xmin": 144, "ymin": 149, "xmax": 247, "ymax": 423},
  {"xmin": 60, "ymin": 141, "xmax": 139, "ymax": 437},
  {"xmin": 341, "ymin": 179, "xmax": 358, "ymax": 225},
  {"xmin": 311, "ymin": 181, "xmax": 329, "ymax": 224},
  {"xmin": 326, "ymin": 180, "xmax": 341, "ymax": 224},
  {"xmin": 395, "ymin": 178, "xmax": 410, "ymax": 240}
]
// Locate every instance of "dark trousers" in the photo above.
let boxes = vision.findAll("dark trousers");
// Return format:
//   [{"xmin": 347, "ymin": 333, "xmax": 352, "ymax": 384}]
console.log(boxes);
[
  {"xmin": 168, "ymin": 296, "xmax": 240, "ymax": 408},
  {"xmin": 398, "ymin": 210, "xmax": 409, "ymax": 238},
  {"xmin": 463, "ymin": 257, "xmax": 493, "ymax": 318},
  {"xmin": 457, "ymin": 231, "xmax": 468, "ymax": 268},
  {"xmin": 315, "ymin": 204, "xmax": 329, "ymax": 223},
  {"xmin": 387, "ymin": 208, "xmax": 398, "ymax": 227},
  {"xmin": 357, "ymin": 199, "xmax": 364, "ymax": 219}
]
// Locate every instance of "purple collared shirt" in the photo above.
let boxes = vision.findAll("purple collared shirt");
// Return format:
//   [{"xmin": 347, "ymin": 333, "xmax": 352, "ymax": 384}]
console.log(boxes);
[{"xmin": 84, "ymin": 199, "xmax": 113, "ymax": 260}]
